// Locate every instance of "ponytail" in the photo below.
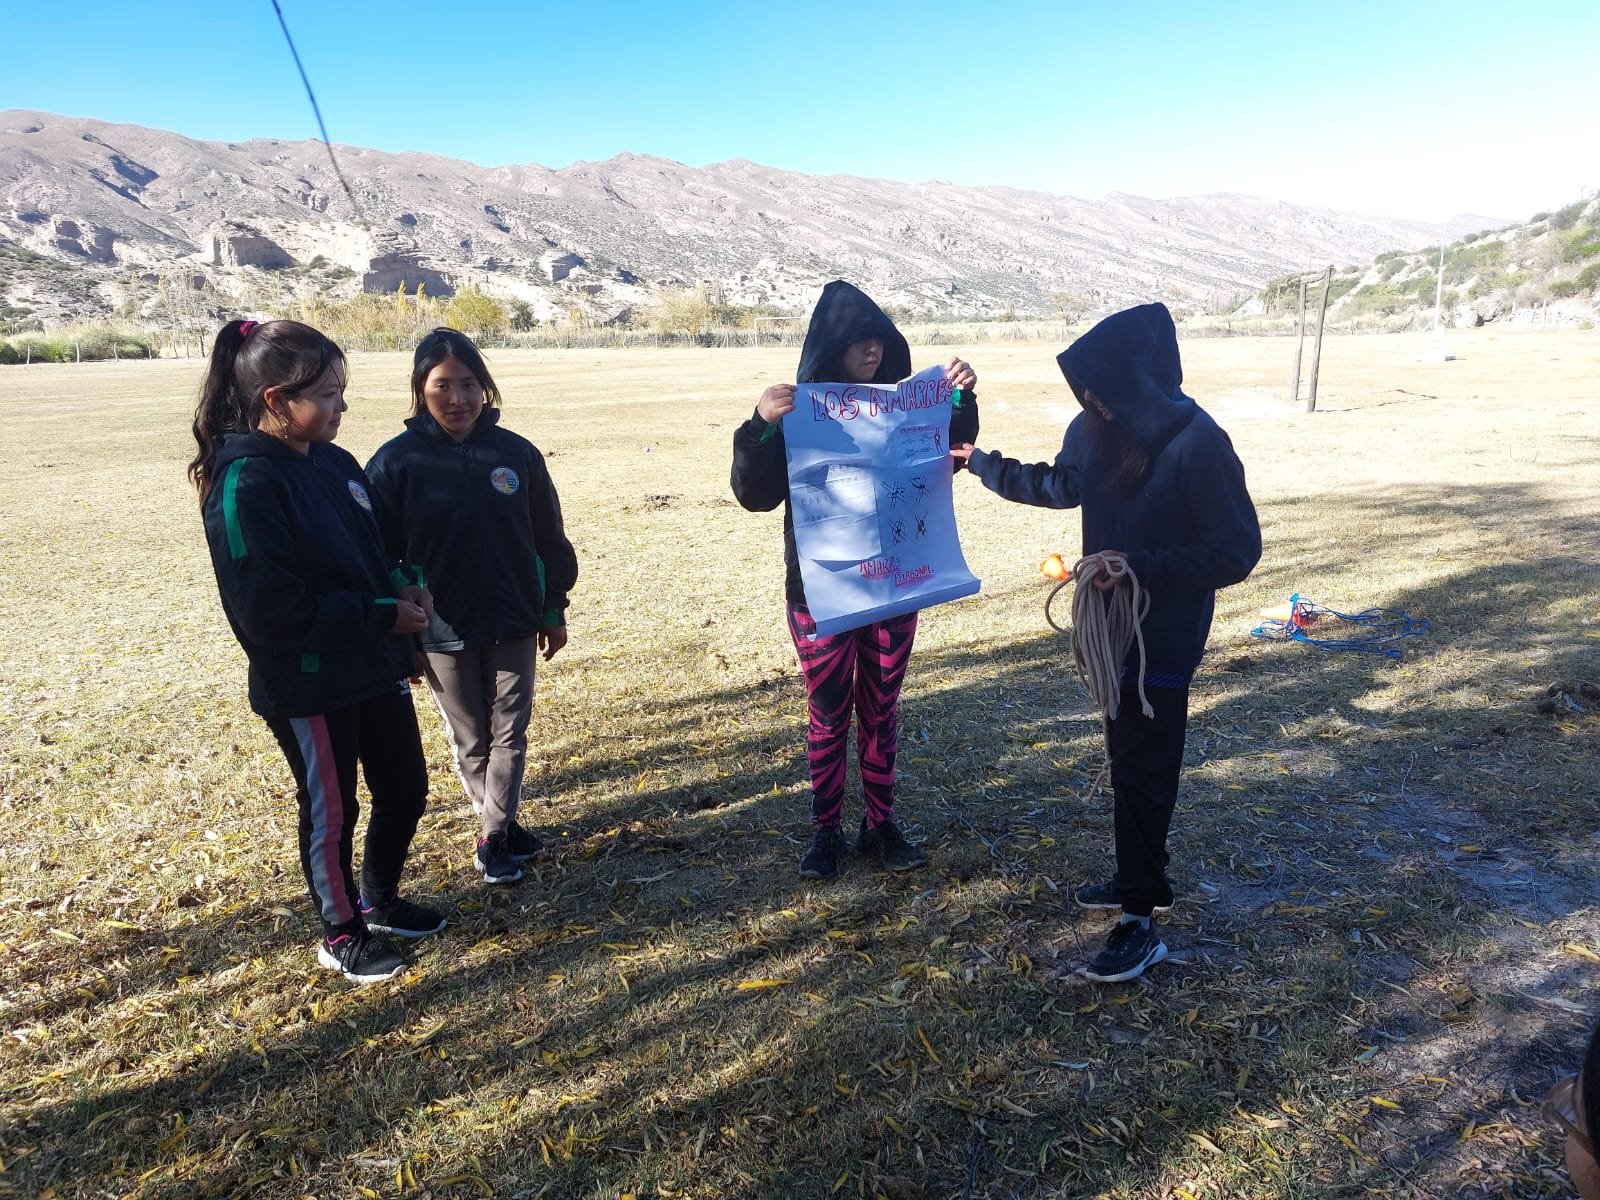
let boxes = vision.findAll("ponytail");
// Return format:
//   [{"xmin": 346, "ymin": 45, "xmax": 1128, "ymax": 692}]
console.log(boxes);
[
  {"xmin": 189, "ymin": 321, "xmax": 251, "ymax": 500},
  {"xmin": 188, "ymin": 319, "xmax": 344, "ymax": 500}
]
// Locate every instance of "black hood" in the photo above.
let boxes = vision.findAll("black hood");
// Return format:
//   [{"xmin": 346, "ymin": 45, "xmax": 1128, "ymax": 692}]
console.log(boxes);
[
  {"xmin": 1057, "ymin": 302, "xmax": 1196, "ymax": 457},
  {"xmin": 795, "ymin": 280, "xmax": 911, "ymax": 385}
]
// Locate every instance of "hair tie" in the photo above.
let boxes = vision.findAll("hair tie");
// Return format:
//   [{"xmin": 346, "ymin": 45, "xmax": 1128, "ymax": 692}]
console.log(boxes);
[{"xmin": 239, "ymin": 320, "xmax": 258, "ymax": 339}]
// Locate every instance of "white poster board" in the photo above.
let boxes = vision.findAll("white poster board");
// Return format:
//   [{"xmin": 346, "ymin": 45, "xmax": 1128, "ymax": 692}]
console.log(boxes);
[{"xmin": 784, "ymin": 365, "xmax": 981, "ymax": 637}]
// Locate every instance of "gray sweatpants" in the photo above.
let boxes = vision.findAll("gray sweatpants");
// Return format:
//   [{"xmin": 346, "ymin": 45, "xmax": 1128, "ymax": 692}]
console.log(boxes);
[{"xmin": 423, "ymin": 637, "xmax": 538, "ymax": 839}]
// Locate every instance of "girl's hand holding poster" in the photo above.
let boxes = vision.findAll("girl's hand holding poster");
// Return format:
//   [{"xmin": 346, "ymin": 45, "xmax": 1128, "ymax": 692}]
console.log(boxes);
[{"xmin": 783, "ymin": 364, "xmax": 980, "ymax": 637}]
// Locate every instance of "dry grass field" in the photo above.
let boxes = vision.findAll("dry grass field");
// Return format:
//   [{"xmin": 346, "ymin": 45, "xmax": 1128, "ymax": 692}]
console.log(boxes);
[{"xmin": 2, "ymin": 329, "xmax": 1598, "ymax": 1200}]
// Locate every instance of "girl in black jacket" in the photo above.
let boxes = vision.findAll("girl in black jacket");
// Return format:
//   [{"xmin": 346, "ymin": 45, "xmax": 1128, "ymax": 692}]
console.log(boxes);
[
  {"xmin": 191, "ymin": 319, "xmax": 444, "ymax": 984},
  {"xmin": 731, "ymin": 282, "xmax": 978, "ymax": 879},
  {"xmin": 366, "ymin": 329, "xmax": 578, "ymax": 888},
  {"xmin": 954, "ymin": 303, "xmax": 1260, "ymax": 983}
]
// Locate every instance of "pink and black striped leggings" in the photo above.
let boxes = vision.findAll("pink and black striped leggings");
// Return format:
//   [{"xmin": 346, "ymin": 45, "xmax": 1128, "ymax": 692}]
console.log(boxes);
[{"xmin": 786, "ymin": 602, "xmax": 918, "ymax": 832}]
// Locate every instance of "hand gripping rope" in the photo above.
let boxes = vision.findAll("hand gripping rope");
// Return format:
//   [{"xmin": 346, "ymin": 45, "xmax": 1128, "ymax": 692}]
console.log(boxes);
[
  {"xmin": 1250, "ymin": 593, "xmax": 1431, "ymax": 660},
  {"xmin": 1045, "ymin": 555, "xmax": 1155, "ymax": 721}
]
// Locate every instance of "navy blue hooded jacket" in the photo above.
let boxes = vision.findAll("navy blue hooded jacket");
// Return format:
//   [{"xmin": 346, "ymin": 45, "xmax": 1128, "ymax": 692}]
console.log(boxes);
[
  {"xmin": 731, "ymin": 280, "xmax": 979, "ymax": 604},
  {"xmin": 202, "ymin": 431, "xmax": 417, "ymax": 719},
  {"xmin": 968, "ymin": 303, "xmax": 1260, "ymax": 679},
  {"xmin": 365, "ymin": 408, "xmax": 577, "ymax": 652}
]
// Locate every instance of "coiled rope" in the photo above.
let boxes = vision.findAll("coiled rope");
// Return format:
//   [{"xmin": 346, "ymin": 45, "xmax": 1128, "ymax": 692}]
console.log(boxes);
[{"xmin": 1045, "ymin": 554, "xmax": 1154, "ymax": 720}]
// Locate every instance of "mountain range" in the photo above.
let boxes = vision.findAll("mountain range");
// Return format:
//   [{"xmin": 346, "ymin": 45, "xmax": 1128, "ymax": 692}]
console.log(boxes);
[{"xmin": 0, "ymin": 109, "xmax": 1511, "ymax": 326}]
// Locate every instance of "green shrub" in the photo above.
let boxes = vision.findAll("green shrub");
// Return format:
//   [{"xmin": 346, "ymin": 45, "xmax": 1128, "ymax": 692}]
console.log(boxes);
[
  {"xmin": 1343, "ymin": 282, "xmax": 1408, "ymax": 317},
  {"xmin": 8, "ymin": 334, "xmax": 73, "ymax": 362},
  {"xmin": 1549, "ymin": 200, "xmax": 1588, "ymax": 231},
  {"xmin": 1557, "ymin": 226, "xmax": 1600, "ymax": 262},
  {"xmin": 0, "ymin": 341, "xmax": 19, "ymax": 365},
  {"xmin": 1257, "ymin": 272, "xmax": 1305, "ymax": 314},
  {"xmin": 1575, "ymin": 263, "xmax": 1600, "ymax": 293},
  {"xmin": 1550, "ymin": 280, "xmax": 1581, "ymax": 298},
  {"xmin": 1445, "ymin": 239, "xmax": 1507, "ymax": 283},
  {"xmin": 76, "ymin": 328, "xmax": 155, "ymax": 360},
  {"xmin": 1326, "ymin": 275, "xmax": 1360, "ymax": 304}
]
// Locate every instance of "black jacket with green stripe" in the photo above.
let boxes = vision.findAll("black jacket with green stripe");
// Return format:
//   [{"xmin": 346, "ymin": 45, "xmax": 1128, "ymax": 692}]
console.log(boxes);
[
  {"xmin": 365, "ymin": 409, "xmax": 577, "ymax": 652},
  {"xmin": 203, "ymin": 431, "xmax": 418, "ymax": 719}
]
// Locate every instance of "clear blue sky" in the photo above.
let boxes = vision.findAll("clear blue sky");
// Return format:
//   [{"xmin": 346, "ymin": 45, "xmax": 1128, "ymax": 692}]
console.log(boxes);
[{"xmin": 5, "ymin": 0, "xmax": 1596, "ymax": 222}]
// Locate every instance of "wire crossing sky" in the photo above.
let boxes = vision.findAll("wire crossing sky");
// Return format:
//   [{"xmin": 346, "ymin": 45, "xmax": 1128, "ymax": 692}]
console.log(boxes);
[{"xmin": 4, "ymin": 0, "xmax": 1596, "ymax": 221}]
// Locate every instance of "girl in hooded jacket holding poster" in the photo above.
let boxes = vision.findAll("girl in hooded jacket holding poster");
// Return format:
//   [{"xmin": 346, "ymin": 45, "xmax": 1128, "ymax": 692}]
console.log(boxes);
[
  {"xmin": 952, "ymin": 302, "xmax": 1260, "ymax": 983},
  {"xmin": 732, "ymin": 281, "xmax": 978, "ymax": 879}
]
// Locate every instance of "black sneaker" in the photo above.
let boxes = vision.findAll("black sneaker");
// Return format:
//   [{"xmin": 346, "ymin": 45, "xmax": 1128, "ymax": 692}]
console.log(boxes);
[
  {"xmin": 476, "ymin": 831, "xmax": 524, "ymax": 885},
  {"xmin": 505, "ymin": 820, "xmax": 547, "ymax": 862},
  {"xmin": 857, "ymin": 819, "xmax": 928, "ymax": 872},
  {"xmin": 1074, "ymin": 880, "xmax": 1173, "ymax": 914},
  {"xmin": 360, "ymin": 895, "xmax": 447, "ymax": 939},
  {"xmin": 1079, "ymin": 920, "xmax": 1169, "ymax": 983},
  {"xmin": 318, "ymin": 928, "xmax": 406, "ymax": 983},
  {"xmin": 799, "ymin": 827, "xmax": 850, "ymax": 879}
]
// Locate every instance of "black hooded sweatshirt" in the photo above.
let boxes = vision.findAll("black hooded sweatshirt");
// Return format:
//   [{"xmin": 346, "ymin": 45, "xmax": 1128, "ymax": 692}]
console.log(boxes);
[
  {"xmin": 202, "ymin": 431, "xmax": 417, "ymax": 719},
  {"xmin": 365, "ymin": 408, "xmax": 577, "ymax": 652},
  {"xmin": 730, "ymin": 280, "xmax": 980, "ymax": 605},
  {"xmin": 968, "ymin": 303, "xmax": 1260, "ymax": 679}
]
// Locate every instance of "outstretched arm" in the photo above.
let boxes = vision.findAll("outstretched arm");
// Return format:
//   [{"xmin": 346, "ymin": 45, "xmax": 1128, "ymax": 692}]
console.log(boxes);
[{"xmin": 959, "ymin": 445, "xmax": 1082, "ymax": 509}]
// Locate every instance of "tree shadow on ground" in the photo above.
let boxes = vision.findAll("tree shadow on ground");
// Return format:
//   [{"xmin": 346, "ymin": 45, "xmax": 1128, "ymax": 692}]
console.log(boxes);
[{"xmin": 4, "ymin": 483, "xmax": 1596, "ymax": 1198}]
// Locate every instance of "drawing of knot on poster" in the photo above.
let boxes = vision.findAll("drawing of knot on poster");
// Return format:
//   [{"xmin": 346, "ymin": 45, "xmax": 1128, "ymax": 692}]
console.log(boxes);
[{"xmin": 783, "ymin": 364, "xmax": 981, "ymax": 637}]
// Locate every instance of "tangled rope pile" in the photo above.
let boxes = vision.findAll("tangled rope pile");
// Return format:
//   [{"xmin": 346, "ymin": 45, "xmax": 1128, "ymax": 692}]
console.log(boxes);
[
  {"xmin": 1045, "ymin": 553, "xmax": 1154, "ymax": 720},
  {"xmin": 1250, "ymin": 593, "xmax": 1431, "ymax": 660}
]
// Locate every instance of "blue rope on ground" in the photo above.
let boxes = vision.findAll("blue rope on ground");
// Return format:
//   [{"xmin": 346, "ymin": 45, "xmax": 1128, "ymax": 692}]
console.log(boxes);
[{"xmin": 1250, "ymin": 594, "xmax": 1431, "ymax": 661}]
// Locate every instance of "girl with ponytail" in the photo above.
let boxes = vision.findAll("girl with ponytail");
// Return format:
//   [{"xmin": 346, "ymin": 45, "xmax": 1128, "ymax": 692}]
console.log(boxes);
[{"xmin": 191, "ymin": 319, "xmax": 445, "ymax": 983}]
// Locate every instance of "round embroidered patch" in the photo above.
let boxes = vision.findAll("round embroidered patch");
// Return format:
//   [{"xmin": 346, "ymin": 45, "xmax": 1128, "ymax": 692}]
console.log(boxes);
[
  {"xmin": 490, "ymin": 466, "xmax": 520, "ymax": 495},
  {"xmin": 347, "ymin": 479, "xmax": 373, "ymax": 511}
]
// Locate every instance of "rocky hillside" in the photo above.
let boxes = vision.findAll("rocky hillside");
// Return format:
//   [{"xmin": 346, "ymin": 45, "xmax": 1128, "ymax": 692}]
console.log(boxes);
[
  {"xmin": 0, "ymin": 109, "xmax": 1510, "ymax": 328},
  {"xmin": 1248, "ymin": 196, "xmax": 1600, "ymax": 330}
]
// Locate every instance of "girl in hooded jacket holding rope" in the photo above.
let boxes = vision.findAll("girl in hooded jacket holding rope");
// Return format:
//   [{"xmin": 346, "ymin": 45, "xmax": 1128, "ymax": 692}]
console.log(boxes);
[{"xmin": 951, "ymin": 302, "xmax": 1260, "ymax": 982}]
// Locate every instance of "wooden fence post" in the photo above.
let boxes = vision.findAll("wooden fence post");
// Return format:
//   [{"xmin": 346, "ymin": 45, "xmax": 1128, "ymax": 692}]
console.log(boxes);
[
  {"xmin": 1306, "ymin": 265, "xmax": 1332, "ymax": 414},
  {"xmin": 1290, "ymin": 279, "xmax": 1308, "ymax": 402}
]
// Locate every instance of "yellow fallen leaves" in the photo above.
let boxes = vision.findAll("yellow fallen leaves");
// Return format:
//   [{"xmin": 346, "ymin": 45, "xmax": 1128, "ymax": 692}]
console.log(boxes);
[{"xmin": 735, "ymin": 978, "xmax": 791, "ymax": 990}]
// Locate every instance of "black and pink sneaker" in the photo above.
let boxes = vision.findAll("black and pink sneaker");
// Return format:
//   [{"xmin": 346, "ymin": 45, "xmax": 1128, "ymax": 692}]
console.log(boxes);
[
  {"xmin": 318, "ymin": 928, "xmax": 405, "ymax": 983},
  {"xmin": 476, "ymin": 832, "xmax": 524, "ymax": 885}
]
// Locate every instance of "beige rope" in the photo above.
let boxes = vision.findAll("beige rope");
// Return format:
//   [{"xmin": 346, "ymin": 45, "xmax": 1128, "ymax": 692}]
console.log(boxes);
[{"xmin": 1068, "ymin": 553, "xmax": 1154, "ymax": 721}]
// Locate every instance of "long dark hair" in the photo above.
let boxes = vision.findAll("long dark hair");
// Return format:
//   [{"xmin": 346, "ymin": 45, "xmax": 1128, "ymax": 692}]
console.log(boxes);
[
  {"xmin": 411, "ymin": 327, "xmax": 502, "ymax": 416},
  {"xmin": 1068, "ymin": 376, "xmax": 1149, "ymax": 498},
  {"xmin": 188, "ymin": 320, "xmax": 344, "ymax": 500}
]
